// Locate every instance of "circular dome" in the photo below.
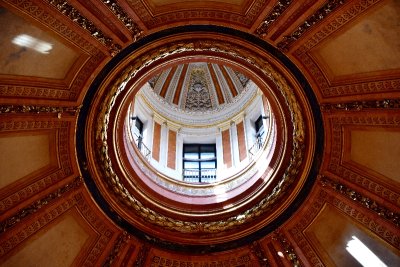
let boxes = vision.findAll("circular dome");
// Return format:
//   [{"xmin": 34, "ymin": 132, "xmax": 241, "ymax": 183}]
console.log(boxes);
[
  {"xmin": 136, "ymin": 62, "xmax": 259, "ymax": 127},
  {"xmin": 77, "ymin": 26, "xmax": 323, "ymax": 252}
]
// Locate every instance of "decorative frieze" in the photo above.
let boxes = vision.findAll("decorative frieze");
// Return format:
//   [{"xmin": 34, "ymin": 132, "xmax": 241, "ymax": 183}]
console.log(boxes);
[
  {"xmin": 101, "ymin": 0, "xmax": 143, "ymax": 41},
  {"xmin": 0, "ymin": 197, "xmax": 76, "ymax": 257},
  {"xmin": 277, "ymin": 0, "xmax": 345, "ymax": 51},
  {"xmin": 134, "ymin": 244, "xmax": 150, "ymax": 267},
  {"xmin": 127, "ymin": 0, "xmax": 267, "ymax": 28},
  {"xmin": 0, "ymin": 177, "xmax": 82, "ymax": 233},
  {"xmin": 321, "ymin": 99, "xmax": 400, "ymax": 112},
  {"xmin": 150, "ymin": 254, "xmax": 252, "ymax": 267},
  {"xmin": 250, "ymin": 241, "xmax": 270, "ymax": 266},
  {"xmin": 102, "ymin": 231, "xmax": 130, "ymax": 267},
  {"xmin": 256, "ymin": 0, "xmax": 293, "ymax": 36},
  {"xmin": 273, "ymin": 231, "xmax": 302, "ymax": 267},
  {"xmin": 75, "ymin": 193, "xmax": 115, "ymax": 266},
  {"xmin": 47, "ymin": 0, "xmax": 121, "ymax": 56},
  {"xmin": 0, "ymin": 105, "xmax": 81, "ymax": 118},
  {"xmin": 320, "ymin": 175, "xmax": 400, "ymax": 228}
]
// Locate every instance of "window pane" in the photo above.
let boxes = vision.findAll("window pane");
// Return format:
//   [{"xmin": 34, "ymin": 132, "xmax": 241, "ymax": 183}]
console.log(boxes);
[
  {"xmin": 255, "ymin": 115, "xmax": 264, "ymax": 133},
  {"xmin": 200, "ymin": 145, "xmax": 215, "ymax": 153},
  {"xmin": 183, "ymin": 145, "xmax": 198, "ymax": 153},
  {"xmin": 184, "ymin": 161, "xmax": 199, "ymax": 169},
  {"xmin": 184, "ymin": 152, "xmax": 199, "ymax": 160},
  {"xmin": 201, "ymin": 161, "xmax": 216, "ymax": 169},
  {"xmin": 200, "ymin": 152, "xmax": 215, "ymax": 159},
  {"xmin": 135, "ymin": 118, "xmax": 143, "ymax": 134}
]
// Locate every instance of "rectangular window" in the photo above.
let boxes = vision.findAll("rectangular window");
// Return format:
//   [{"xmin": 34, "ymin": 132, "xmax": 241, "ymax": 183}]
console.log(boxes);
[
  {"xmin": 135, "ymin": 117, "xmax": 143, "ymax": 136},
  {"xmin": 132, "ymin": 117, "xmax": 144, "ymax": 150},
  {"xmin": 183, "ymin": 144, "xmax": 216, "ymax": 183},
  {"xmin": 255, "ymin": 115, "xmax": 264, "ymax": 136}
]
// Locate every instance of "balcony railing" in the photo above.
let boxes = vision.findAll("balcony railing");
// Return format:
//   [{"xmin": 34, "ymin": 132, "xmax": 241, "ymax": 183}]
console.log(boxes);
[
  {"xmin": 183, "ymin": 168, "xmax": 217, "ymax": 183},
  {"xmin": 134, "ymin": 135, "xmax": 151, "ymax": 161},
  {"xmin": 248, "ymin": 135, "xmax": 265, "ymax": 159}
]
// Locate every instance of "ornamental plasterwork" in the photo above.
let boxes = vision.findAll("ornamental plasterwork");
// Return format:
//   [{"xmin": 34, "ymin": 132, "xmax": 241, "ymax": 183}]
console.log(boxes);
[
  {"xmin": 232, "ymin": 69, "xmax": 250, "ymax": 88},
  {"xmin": 96, "ymin": 40, "xmax": 305, "ymax": 233},
  {"xmin": 180, "ymin": 63, "xmax": 217, "ymax": 110},
  {"xmin": 152, "ymin": 68, "xmax": 171, "ymax": 95},
  {"xmin": 184, "ymin": 68, "xmax": 213, "ymax": 111},
  {"xmin": 47, "ymin": 0, "xmax": 121, "ymax": 55},
  {"xmin": 213, "ymin": 64, "xmax": 233, "ymax": 103},
  {"xmin": 140, "ymin": 82, "xmax": 258, "ymax": 127},
  {"xmin": 148, "ymin": 74, "xmax": 160, "ymax": 89},
  {"xmin": 165, "ymin": 64, "xmax": 184, "ymax": 103}
]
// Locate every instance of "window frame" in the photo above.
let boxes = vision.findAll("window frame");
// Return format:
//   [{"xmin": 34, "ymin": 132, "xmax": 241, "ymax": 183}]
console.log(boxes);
[{"xmin": 182, "ymin": 143, "xmax": 217, "ymax": 183}]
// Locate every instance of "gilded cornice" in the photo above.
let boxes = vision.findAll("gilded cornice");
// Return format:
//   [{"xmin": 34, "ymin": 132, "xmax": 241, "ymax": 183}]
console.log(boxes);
[
  {"xmin": 100, "ymin": 0, "xmax": 143, "ymax": 41},
  {"xmin": 321, "ymin": 99, "xmax": 400, "ymax": 112},
  {"xmin": 0, "ymin": 105, "xmax": 81, "ymax": 118},
  {"xmin": 277, "ymin": 0, "xmax": 346, "ymax": 51},
  {"xmin": 256, "ymin": 0, "xmax": 293, "ymax": 36},
  {"xmin": 320, "ymin": 175, "xmax": 400, "ymax": 228},
  {"xmin": 47, "ymin": 0, "xmax": 122, "ymax": 56},
  {"xmin": 0, "ymin": 177, "xmax": 83, "ymax": 233}
]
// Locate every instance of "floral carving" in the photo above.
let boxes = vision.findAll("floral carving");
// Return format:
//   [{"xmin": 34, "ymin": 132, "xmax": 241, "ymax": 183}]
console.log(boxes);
[
  {"xmin": 0, "ymin": 105, "xmax": 81, "ymax": 118},
  {"xmin": 273, "ymin": 230, "xmax": 302, "ymax": 266},
  {"xmin": 320, "ymin": 175, "xmax": 400, "ymax": 228},
  {"xmin": 256, "ymin": 0, "xmax": 293, "ymax": 36},
  {"xmin": 47, "ymin": 0, "xmax": 121, "ymax": 56},
  {"xmin": 101, "ymin": 0, "xmax": 143, "ymax": 41},
  {"xmin": 277, "ymin": 0, "xmax": 345, "ymax": 51},
  {"xmin": 321, "ymin": 99, "xmax": 400, "ymax": 112},
  {"xmin": 102, "ymin": 231, "xmax": 130, "ymax": 267},
  {"xmin": 0, "ymin": 177, "xmax": 82, "ymax": 233}
]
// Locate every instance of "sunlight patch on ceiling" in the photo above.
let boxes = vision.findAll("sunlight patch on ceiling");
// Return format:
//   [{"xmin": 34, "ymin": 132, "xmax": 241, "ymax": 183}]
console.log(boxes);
[
  {"xmin": 346, "ymin": 236, "xmax": 387, "ymax": 267},
  {"xmin": 12, "ymin": 34, "xmax": 53, "ymax": 54}
]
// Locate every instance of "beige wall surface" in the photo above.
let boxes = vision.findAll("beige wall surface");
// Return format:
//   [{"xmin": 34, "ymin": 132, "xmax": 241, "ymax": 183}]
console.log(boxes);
[
  {"xmin": 349, "ymin": 129, "xmax": 400, "ymax": 183},
  {"xmin": 312, "ymin": 0, "xmax": 400, "ymax": 78},
  {"xmin": 0, "ymin": 8, "xmax": 79, "ymax": 79},
  {"xmin": 0, "ymin": 132, "xmax": 53, "ymax": 189},
  {"xmin": 1, "ymin": 211, "xmax": 90, "ymax": 267},
  {"xmin": 305, "ymin": 204, "xmax": 400, "ymax": 267}
]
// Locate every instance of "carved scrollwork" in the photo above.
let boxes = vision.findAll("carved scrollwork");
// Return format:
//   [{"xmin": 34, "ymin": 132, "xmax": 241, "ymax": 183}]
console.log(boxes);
[
  {"xmin": 0, "ymin": 104, "xmax": 81, "ymax": 118},
  {"xmin": 251, "ymin": 241, "xmax": 270, "ymax": 266},
  {"xmin": 277, "ymin": 0, "xmax": 345, "ymax": 51},
  {"xmin": 0, "ymin": 177, "xmax": 82, "ymax": 233},
  {"xmin": 321, "ymin": 99, "xmax": 400, "ymax": 112},
  {"xmin": 273, "ymin": 230, "xmax": 302, "ymax": 267},
  {"xmin": 95, "ymin": 40, "xmax": 305, "ymax": 234},
  {"xmin": 47, "ymin": 0, "xmax": 121, "ymax": 56},
  {"xmin": 319, "ymin": 175, "xmax": 400, "ymax": 228},
  {"xmin": 256, "ymin": 0, "xmax": 293, "ymax": 36},
  {"xmin": 101, "ymin": 0, "xmax": 143, "ymax": 41},
  {"xmin": 102, "ymin": 231, "xmax": 130, "ymax": 267}
]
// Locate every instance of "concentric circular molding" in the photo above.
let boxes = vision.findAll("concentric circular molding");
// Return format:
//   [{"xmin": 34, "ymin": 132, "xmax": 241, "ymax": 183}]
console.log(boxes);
[{"xmin": 77, "ymin": 25, "xmax": 324, "ymax": 253}]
